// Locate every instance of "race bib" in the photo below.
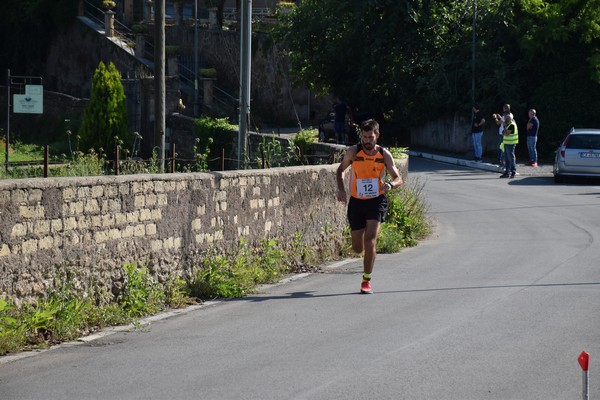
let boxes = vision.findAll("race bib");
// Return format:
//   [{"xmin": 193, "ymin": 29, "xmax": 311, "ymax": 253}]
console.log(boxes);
[{"xmin": 356, "ymin": 178, "xmax": 379, "ymax": 198}]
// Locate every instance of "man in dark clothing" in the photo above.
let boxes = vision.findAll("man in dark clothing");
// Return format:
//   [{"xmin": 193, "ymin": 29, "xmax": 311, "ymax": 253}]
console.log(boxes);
[
  {"xmin": 471, "ymin": 105, "xmax": 486, "ymax": 162},
  {"xmin": 334, "ymin": 102, "xmax": 349, "ymax": 144}
]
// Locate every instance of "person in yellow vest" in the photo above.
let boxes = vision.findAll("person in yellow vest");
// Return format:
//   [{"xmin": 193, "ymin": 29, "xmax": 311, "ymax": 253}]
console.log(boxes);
[
  {"xmin": 336, "ymin": 119, "xmax": 404, "ymax": 294},
  {"xmin": 500, "ymin": 112, "xmax": 519, "ymax": 178}
]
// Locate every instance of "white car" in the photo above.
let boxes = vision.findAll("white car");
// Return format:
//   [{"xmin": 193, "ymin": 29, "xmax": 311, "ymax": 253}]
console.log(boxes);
[{"xmin": 553, "ymin": 128, "xmax": 600, "ymax": 183}]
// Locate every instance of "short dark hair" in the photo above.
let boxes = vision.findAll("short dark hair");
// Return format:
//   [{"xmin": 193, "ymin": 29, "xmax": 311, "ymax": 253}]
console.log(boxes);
[{"xmin": 360, "ymin": 119, "xmax": 379, "ymax": 133}]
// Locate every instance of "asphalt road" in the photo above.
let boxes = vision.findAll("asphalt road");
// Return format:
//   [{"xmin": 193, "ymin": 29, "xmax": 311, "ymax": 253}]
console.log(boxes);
[{"xmin": 1, "ymin": 157, "xmax": 599, "ymax": 400}]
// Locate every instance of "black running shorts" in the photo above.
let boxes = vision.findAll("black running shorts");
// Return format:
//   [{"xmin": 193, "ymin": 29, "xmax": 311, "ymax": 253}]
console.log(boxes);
[{"xmin": 347, "ymin": 194, "xmax": 388, "ymax": 231}]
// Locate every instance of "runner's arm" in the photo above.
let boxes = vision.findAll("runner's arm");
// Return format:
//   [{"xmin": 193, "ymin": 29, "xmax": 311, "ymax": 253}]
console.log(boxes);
[
  {"xmin": 336, "ymin": 146, "xmax": 357, "ymax": 201},
  {"xmin": 382, "ymin": 149, "xmax": 403, "ymax": 191}
]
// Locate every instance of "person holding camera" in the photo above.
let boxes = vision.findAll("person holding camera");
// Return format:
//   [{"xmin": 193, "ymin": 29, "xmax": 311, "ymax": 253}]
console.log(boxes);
[
  {"xmin": 493, "ymin": 104, "xmax": 513, "ymax": 165},
  {"xmin": 500, "ymin": 112, "xmax": 519, "ymax": 178}
]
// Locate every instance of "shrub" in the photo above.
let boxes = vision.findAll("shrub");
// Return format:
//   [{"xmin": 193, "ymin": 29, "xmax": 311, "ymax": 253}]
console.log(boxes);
[
  {"xmin": 194, "ymin": 116, "xmax": 237, "ymax": 170},
  {"xmin": 290, "ymin": 128, "xmax": 317, "ymax": 165},
  {"xmin": 79, "ymin": 62, "xmax": 131, "ymax": 156},
  {"xmin": 378, "ymin": 178, "xmax": 430, "ymax": 252}
]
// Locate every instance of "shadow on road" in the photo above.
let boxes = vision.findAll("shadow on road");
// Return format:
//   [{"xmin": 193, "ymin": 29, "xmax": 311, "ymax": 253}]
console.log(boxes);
[{"xmin": 238, "ymin": 281, "xmax": 600, "ymax": 302}]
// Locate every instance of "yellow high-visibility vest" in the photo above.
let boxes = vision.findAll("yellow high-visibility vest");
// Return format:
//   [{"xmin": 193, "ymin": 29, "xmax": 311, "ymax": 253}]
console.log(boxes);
[{"xmin": 503, "ymin": 122, "xmax": 519, "ymax": 145}]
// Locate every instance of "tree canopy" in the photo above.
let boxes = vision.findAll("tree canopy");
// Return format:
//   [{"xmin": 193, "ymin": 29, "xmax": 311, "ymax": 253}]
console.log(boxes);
[{"xmin": 276, "ymin": 0, "xmax": 600, "ymax": 144}]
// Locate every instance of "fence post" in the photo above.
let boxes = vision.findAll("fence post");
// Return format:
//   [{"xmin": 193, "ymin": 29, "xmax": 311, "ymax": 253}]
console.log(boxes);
[
  {"xmin": 170, "ymin": 143, "xmax": 175, "ymax": 173},
  {"xmin": 221, "ymin": 148, "xmax": 225, "ymax": 171},
  {"xmin": 114, "ymin": 145, "xmax": 120, "ymax": 175},
  {"xmin": 44, "ymin": 145, "xmax": 49, "ymax": 178}
]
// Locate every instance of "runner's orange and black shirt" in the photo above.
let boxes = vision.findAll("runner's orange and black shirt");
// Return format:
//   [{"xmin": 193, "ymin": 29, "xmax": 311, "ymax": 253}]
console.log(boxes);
[{"xmin": 349, "ymin": 144, "xmax": 386, "ymax": 199}]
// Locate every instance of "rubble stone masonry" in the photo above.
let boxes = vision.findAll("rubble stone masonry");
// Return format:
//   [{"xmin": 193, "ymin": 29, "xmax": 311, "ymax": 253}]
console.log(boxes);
[{"xmin": 0, "ymin": 165, "xmax": 350, "ymax": 303}]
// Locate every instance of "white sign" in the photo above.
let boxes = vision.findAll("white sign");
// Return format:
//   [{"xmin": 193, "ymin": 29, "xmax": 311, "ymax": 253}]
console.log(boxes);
[
  {"xmin": 13, "ymin": 89, "xmax": 43, "ymax": 114},
  {"xmin": 26, "ymin": 85, "xmax": 43, "ymax": 95}
]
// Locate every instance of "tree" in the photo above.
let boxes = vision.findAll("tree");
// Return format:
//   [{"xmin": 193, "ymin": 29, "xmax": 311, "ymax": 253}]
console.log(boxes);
[
  {"xmin": 79, "ymin": 62, "xmax": 131, "ymax": 154},
  {"xmin": 515, "ymin": 0, "xmax": 600, "ymax": 144},
  {"xmin": 276, "ymin": 0, "xmax": 515, "ymax": 125},
  {"xmin": 276, "ymin": 0, "xmax": 600, "ymax": 144}
]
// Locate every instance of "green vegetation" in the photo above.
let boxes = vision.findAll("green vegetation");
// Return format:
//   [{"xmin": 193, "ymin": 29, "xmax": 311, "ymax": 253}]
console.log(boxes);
[
  {"xmin": 388, "ymin": 147, "xmax": 409, "ymax": 160},
  {"xmin": 256, "ymin": 135, "xmax": 290, "ymax": 168},
  {"xmin": 0, "ymin": 235, "xmax": 325, "ymax": 355},
  {"xmin": 200, "ymin": 68, "xmax": 218, "ymax": 78},
  {"xmin": 79, "ymin": 61, "xmax": 130, "ymax": 156},
  {"xmin": 0, "ymin": 142, "xmax": 45, "ymax": 164},
  {"xmin": 194, "ymin": 116, "xmax": 238, "ymax": 170},
  {"xmin": 289, "ymin": 129, "xmax": 318, "ymax": 165},
  {"xmin": 275, "ymin": 0, "xmax": 600, "ymax": 149},
  {"xmin": 378, "ymin": 178, "xmax": 430, "ymax": 253},
  {"xmin": 0, "ymin": 148, "xmax": 163, "ymax": 179}
]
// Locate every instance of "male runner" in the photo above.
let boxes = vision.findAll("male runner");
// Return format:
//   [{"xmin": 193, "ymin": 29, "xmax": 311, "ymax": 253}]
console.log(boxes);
[{"xmin": 336, "ymin": 119, "xmax": 403, "ymax": 293}]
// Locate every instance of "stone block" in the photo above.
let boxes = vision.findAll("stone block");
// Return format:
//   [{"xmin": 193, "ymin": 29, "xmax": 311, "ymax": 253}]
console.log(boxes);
[{"xmin": 11, "ymin": 223, "xmax": 27, "ymax": 237}]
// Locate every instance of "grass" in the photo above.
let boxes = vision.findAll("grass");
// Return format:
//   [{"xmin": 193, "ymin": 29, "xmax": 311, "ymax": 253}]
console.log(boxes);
[{"xmin": 0, "ymin": 141, "xmax": 45, "ymax": 164}]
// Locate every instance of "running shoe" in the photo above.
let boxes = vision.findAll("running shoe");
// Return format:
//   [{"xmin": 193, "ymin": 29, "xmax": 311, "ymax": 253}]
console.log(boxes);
[{"xmin": 360, "ymin": 280, "xmax": 372, "ymax": 294}]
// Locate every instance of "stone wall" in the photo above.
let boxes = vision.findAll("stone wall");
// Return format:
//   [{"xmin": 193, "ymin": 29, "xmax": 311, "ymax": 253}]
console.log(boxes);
[
  {"xmin": 166, "ymin": 28, "xmax": 330, "ymax": 125},
  {"xmin": 0, "ymin": 165, "xmax": 347, "ymax": 303},
  {"xmin": 0, "ymin": 156, "xmax": 408, "ymax": 304}
]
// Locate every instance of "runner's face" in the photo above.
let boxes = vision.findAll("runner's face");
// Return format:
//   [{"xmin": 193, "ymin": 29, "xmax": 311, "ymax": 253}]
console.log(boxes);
[{"xmin": 361, "ymin": 129, "xmax": 378, "ymax": 150}]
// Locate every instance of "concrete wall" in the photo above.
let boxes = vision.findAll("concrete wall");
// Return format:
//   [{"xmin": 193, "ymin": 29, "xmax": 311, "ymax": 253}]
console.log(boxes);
[{"xmin": 410, "ymin": 113, "xmax": 500, "ymax": 157}]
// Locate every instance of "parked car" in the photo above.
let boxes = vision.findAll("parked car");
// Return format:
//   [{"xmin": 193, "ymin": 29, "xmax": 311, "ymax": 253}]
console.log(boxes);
[{"xmin": 553, "ymin": 128, "xmax": 600, "ymax": 183}]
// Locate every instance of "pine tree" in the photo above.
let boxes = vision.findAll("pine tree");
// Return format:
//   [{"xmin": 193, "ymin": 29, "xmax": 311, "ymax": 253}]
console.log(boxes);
[{"xmin": 79, "ymin": 61, "xmax": 130, "ymax": 155}]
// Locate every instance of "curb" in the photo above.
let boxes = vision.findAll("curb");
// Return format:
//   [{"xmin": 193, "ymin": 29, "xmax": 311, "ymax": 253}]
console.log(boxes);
[
  {"xmin": 408, "ymin": 150, "xmax": 554, "ymax": 177},
  {"xmin": 408, "ymin": 150, "xmax": 504, "ymax": 173}
]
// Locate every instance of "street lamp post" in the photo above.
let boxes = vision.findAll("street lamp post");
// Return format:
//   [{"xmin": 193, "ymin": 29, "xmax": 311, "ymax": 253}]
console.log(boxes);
[
  {"xmin": 238, "ymin": 0, "xmax": 251, "ymax": 169},
  {"xmin": 154, "ymin": 0, "xmax": 165, "ymax": 173},
  {"xmin": 194, "ymin": 0, "xmax": 199, "ymax": 117},
  {"xmin": 471, "ymin": 0, "xmax": 476, "ymax": 107}
]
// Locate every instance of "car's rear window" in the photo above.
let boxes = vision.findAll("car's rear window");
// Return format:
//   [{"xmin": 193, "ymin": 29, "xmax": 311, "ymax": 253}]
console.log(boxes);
[{"xmin": 566, "ymin": 134, "xmax": 600, "ymax": 149}]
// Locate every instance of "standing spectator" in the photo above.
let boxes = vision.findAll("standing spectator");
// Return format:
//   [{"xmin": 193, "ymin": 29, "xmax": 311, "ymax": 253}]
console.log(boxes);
[
  {"xmin": 471, "ymin": 105, "xmax": 486, "ymax": 162},
  {"xmin": 333, "ymin": 101, "xmax": 349, "ymax": 144},
  {"xmin": 500, "ymin": 112, "xmax": 519, "ymax": 179},
  {"xmin": 526, "ymin": 109, "xmax": 540, "ymax": 166},
  {"xmin": 493, "ymin": 104, "xmax": 513, "ymax": 165}
]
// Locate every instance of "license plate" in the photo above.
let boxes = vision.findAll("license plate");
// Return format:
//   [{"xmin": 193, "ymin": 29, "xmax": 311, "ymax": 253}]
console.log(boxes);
[{"xmin": 579, "ymin": 152, "xmax": 600, "ymax": 158}]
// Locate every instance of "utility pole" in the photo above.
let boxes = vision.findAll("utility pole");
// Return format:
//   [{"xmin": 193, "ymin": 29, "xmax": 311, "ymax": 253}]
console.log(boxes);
[
  {"xmin": 155, "ymin": 0, "xmax": 166, "ymax": 172},
  {"xmin": 237, "ymin": 0, "xmax": 251, "ymax": 169},
  {"xmin": 194, "ymin": 0, "xmax": 199, "ymax": 117},
  {"xmin": 471, "ymin": 0, "xmax": 476, "ymax": 108}
]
